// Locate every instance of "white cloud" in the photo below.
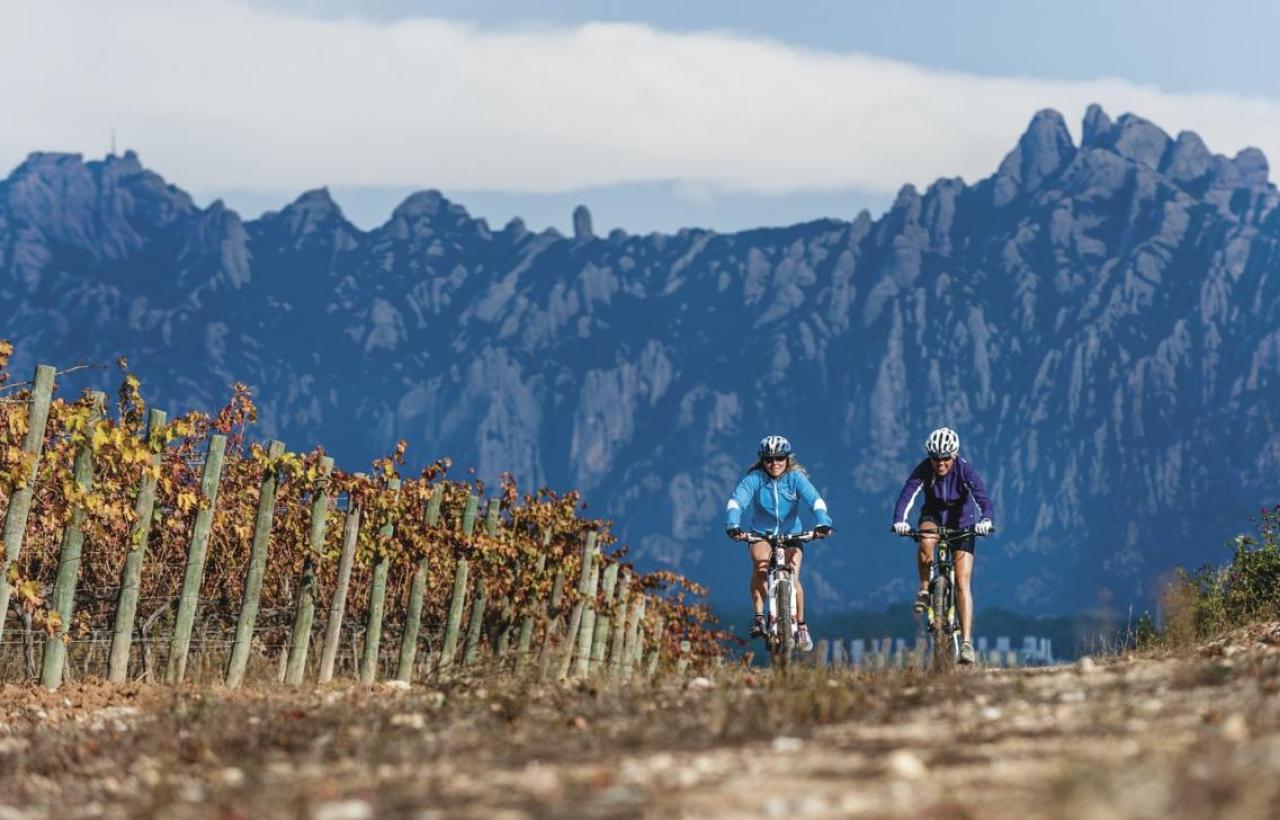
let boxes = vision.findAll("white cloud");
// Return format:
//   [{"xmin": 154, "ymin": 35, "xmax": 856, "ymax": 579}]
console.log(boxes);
[{"xmin": 3, "ymin": 0, "xmax": 1280, "ymax": 197}]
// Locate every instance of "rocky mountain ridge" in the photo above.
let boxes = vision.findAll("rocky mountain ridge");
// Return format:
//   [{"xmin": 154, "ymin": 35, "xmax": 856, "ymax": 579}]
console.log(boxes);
[{"xmin": 2, "ymin": 104, "xmax": 1277, "ymax": 613}]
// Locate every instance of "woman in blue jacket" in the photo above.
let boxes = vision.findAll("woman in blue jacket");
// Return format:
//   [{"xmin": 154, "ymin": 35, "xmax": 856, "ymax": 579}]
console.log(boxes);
[{"xmin": 725, "ymin": 435, "xmax": 832, "ymax": 651}]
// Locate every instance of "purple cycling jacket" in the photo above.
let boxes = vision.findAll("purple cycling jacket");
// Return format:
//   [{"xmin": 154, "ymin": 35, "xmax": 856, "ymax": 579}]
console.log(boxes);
[{"xmin": 892, "ymin": 457, "xmax": 994, "ymax": 529}]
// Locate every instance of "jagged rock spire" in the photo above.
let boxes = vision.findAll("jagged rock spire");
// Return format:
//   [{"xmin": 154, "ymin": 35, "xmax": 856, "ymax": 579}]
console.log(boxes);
[{"xmin": 573, "ymin": 205, "xmax": 595, "ymax": 240}]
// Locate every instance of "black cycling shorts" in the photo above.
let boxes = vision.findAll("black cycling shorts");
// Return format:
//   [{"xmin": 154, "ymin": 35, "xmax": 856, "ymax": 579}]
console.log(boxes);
[{"xmin": 917, "ymin": 514, "xmax": 977, "ymax": 554}]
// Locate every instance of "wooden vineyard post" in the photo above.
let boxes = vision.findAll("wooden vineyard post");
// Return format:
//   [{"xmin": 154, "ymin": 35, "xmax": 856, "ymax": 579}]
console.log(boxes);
[
  {"xmin": 607, "ymin": 569, "xmax": 631, "ymax": 677},
  {"xmin": 225, "ymin": 440, "xmax": 287, "ymax": 688},
  {"xmin": 462, "ymin": 498, "xmax": 500, "ymax": 666},
  {"xmin": 165, "ymin": 434, "xmax": 228, "ymax": 685},
  {"xmin": 0, "ymin": 364, "xmax": 56, "ymax": 645},
  {"xmin": 395, "ymin": 483, "xmax": 443, "ymax": 683},
  {"xmin": 438, "ymin": 494, "xmax": 478, "ymax": 672},
  {"xmin": 107, "ymin": 407, "xmax": 167, "ymax": 683},
  {"xmin": 622, "ymin": 595, "xmax": 647, "ymax": 678},
  {"xmin": 588, "ymin": 562, "xmax": 619, "ymax": 674},
  {"xmin": 318, "ymin": 474, "xmax": 365, "ymax": 684},
  {"xmin": 284, "ymin": 456, "xmax": 334, "ymax": 685},
  {"xmin": 555, "ymin": 532, "xmax": 599, "ymax": 675},
  {"xmin": 359, "ymin": 477, "xmax": 400, "ymax": 684},
  {"xmin": 40, "ymin": 391, "xmax": 105, "ymax": 690},
  {"xmin": 536, "ymin": 559, "xmax": 568, "ymax": 677}
]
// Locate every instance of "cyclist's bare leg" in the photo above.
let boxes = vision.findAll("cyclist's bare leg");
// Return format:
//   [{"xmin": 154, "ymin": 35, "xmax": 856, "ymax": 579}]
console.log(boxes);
[
  {"xmin": 955, "ymin": 549, "xmax": 974, "ymax": 642},
  {"xmin": 917, "ymin": 521, "xmax": 939, "ymax": 593},
  {"xmin": 749, "ymin": 540, "xmax": 770, "ymax": 614},
  {"xmin": 786, "ymin": 547, "xmax": 804, "ymax": 622}
]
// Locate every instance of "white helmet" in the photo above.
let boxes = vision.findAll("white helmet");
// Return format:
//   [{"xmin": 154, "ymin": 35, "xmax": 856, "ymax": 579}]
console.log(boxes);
[
  {"xmin": 924, "ymin": 427, "xmax": 960, "ymax": 458},
  {"xmin": 758, "ymin": 435, "xmax": 793, "ymax": 459}
]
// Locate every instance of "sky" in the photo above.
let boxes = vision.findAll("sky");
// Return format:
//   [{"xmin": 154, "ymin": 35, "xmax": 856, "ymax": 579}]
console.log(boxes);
[{"xmin": 5, "ymin": 1, "xmax": 1280, "ymax": 233}]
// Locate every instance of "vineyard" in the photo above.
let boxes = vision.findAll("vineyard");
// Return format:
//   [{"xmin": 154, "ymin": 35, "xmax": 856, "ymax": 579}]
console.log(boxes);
[{"xmin": 0, "ymin": 343, "xmax": 723, "ymax": 690}]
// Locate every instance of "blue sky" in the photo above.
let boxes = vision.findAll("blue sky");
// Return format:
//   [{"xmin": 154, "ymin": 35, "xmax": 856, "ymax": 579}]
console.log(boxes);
[{"xmin": 6, "ymin": 1, "xmax": 1280, "ymax": 233}]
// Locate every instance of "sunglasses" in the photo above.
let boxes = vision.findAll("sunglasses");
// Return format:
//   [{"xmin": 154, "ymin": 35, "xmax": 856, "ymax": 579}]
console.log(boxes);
[
  {"xmin": 930, "ymin": 455, "xmax": 954, "ymax": 463},
  {"xmin": 763, "ymin": 456, "xmax": 788, "ymax": 464}
]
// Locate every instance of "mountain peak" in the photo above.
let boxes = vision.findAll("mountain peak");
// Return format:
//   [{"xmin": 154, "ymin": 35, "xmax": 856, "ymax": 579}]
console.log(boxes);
[
  {"xmin": 992, "ymin": 108, "xmax": 1076, "ymax": 206},
  {"xmin": 1082, "ymin": 104, "xmax": 1114, "ymax": 147},
  {"xmin": 573, "ymin": 205, "xmax": 595, "ymax": 240}
]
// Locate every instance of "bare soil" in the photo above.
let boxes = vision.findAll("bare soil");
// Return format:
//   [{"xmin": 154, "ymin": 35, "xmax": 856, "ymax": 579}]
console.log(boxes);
[{"xmin": 1, "ymin": 625, "xmax": 1278, "ymax": 819}]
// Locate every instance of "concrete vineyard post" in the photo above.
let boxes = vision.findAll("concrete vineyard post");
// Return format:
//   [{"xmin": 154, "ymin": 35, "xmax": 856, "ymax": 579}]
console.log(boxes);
[
  {"xmin": 462, "ymin": 498, "xmax": 500, "ymax": 666},
  {"xmin": 571, "ymin": 531, "xmax": 602, "ymax": 678},
  {"xmin": 536, "ymin": 563, "xmax": 567, "ymax": 677},
  {"xmin": 607, "ymin": 569, "xmax": 631, "ymax": 676},
  {"xmin": 165, "ymin": 434, "xmax": 227, "ymax": 684},
  {"xmin": 438, "ymin": 493, "xmax": 477, "ymax": 671},
  {"xmin": 40, "ymin": 391, "xmax": 105, "ymax": 690},
  {"xmin": 557, "ymin": 530, "xmax": 598, "ymax": 679},
  {"xmin": 107, "ymin": 407, "xmax": 166, "ymax": 683},
  {"xmin": 515, "ymin": 528, "xmax": 552, "ymax": 667},
  {"xmin": 395, "ymin": 483, "xmax": 443, "ymax": 683},
  {"xmin": 285, "ymin": 456, "xmax": 334, "ymax": 685},
  {"xmin": 318, "ymin": 474, "xmax": 365, "ymax": 683},
  {"xmin": 225, "ymin": 440, "xmax": 287, "ymax": 688},
  {"xmin": 675, "ymin": 639, "xmax": 691, "ymax": 675},
  {"xmin": 0, "ymin": 364, "xmax": 56, "ymax": 644},
  {"xmin": 589, "ymin": 562, "xmax": 619, "ymax": 673},
  {"xmin": 622, "ymin": 595, "xmax": 647, "ymax": 678},
  {"xmin": 646, "ymin": 616, "xmax": 666, "ymax": 678},
  {"xmin": 359, "ymin": 477, "xmax": 400, "ymax": 684}
]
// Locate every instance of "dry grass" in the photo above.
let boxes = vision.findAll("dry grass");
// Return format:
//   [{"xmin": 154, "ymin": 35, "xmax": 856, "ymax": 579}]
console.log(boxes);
[{"xmin": 0, "ymin": 627, "xmax": 1277, "ymax": 818}]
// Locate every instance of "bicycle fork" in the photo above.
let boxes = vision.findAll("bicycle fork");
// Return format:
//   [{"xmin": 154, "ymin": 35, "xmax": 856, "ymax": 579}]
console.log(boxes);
[{"xmin": 766, "ymin": 549, "xmax": 796, "ymax": 640}]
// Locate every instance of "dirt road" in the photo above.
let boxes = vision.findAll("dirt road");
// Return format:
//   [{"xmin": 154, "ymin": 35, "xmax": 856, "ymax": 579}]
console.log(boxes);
[{"xmin": 1, "ymin": 625, "xmax": 1277, "ymax": 819}]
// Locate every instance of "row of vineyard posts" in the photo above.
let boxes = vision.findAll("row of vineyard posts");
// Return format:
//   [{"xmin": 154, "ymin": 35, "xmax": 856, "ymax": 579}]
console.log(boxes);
[{"xmin": 0, "ymin": 354, "xmax": 722, "ymax": 690}]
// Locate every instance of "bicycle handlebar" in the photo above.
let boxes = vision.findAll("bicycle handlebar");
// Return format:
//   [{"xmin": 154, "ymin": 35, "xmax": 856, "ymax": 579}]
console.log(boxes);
[
  {"xmin": 895, "ymin": 525, "xmax": 992, "ymax": 538},
  {"xmin": 733, "ymin": 529, "xmax": 827, "ymax": 546}
]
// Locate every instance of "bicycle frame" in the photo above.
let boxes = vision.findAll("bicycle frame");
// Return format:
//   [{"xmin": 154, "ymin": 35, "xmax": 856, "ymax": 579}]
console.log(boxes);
[
  {"xmin": 900, "ymin": 526, "xmax": 982, "ymax": 670},
  {"xmin": 742, "ymin": 530, "xmax": 817, "ymax": 669}
]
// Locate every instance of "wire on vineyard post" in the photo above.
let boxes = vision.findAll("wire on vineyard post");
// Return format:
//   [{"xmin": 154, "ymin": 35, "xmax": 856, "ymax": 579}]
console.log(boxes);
[
  {"xmin": 395, "ymin": 482, "xmax": 443, "ymax": 683},
  {"xmin": 285, "ymin": 455, "xmax": 334, "ymax": 685},
  {"xmin": 0, "ymin": 364, "xmax": 56, "ymax": 644},
  {"xmin": 225, "ymin": 440, "xmax": 286, "ymax": 688},
  {"xmin": 166, "ymin": 434, "xmax": 228, "ymax": 685},
  {"xmin": 318, "ymin": 476, "xmax": 364, "ymax": 684},
  {"xmin": 462, "ymin": 498, "xmax": 500, "ymax": 667},
  {"xmin": 438, "ymin": 493, "xmax": 478, "ymax": 672},
  {"xmin": 41, "ymin": 391, "xmax": 106, "ymax": 690},
  {"xmin": 108, "ymin": 407, "xmax": 167, "ymax": 683},
  {"xmin": 359, "ymin": 477, "xmax": 400, "ymax": 684}
]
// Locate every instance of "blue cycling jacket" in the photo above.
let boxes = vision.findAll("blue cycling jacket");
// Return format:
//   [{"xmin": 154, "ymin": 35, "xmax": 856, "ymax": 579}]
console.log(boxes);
[
  {"xmin": 892, "ymin": 457, "xmax": 994, "ymax": 529},
  {"xmin": 725, "ymin": 469, "xmax": 833, "ymax": 535}
]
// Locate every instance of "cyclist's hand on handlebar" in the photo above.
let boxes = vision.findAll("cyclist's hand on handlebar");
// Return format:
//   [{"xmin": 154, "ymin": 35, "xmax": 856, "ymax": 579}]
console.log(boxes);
[
  {"xmin": 813, "ymin": 525, "xmax": 832, "ymax": 539},
  {"xmin": 892, "ymin": 521, "xmax": 911, "ymax": 536},
  {"xmin": 974, "ymin": 519, "xmax": 993, "ymax": 536},
  {"xmin": 725, "ymin": 526, "xmax": 745, "ymax": 541}
]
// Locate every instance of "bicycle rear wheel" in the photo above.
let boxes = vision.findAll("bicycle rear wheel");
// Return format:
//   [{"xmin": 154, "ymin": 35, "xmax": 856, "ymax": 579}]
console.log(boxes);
[{"xmin": 773, "ymin": 578, "xmax": 794, "ymax": 672}]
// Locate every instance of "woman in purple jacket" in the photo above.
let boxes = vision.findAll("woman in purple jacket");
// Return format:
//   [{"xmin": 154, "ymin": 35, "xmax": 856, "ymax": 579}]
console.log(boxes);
[{"xmin": 891, "ymin": 427, "xmax": 994, "ymax": 665}]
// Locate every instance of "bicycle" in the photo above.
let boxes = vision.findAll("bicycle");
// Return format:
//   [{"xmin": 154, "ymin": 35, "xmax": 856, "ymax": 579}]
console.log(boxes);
[
  {"xmin": 734, "ymin": 530, "xmax": 819, "ymax": 671},
  {"xmin": 896, "ymin": 525, "xmax": 990, "ymax": 672}
]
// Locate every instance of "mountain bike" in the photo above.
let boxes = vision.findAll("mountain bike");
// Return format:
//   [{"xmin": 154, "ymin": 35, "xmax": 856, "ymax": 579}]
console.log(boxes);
[
  {"xmin": 735, "ymin": 530, "xmax": 819, "ymax": 671},
  {"xmin": 897, "ymin": 525, "xmax": 989, "ymax": 672}
]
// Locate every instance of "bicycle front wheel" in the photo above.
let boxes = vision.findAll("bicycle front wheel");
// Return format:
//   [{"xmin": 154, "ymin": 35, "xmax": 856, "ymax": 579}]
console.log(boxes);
[
  {"xmin": 773, "ymin": 578, "xmax": 794, "ymax": 671},
  {"xmin": 930, "ymin": 575, "xmax": 954, "ymax": 672}
]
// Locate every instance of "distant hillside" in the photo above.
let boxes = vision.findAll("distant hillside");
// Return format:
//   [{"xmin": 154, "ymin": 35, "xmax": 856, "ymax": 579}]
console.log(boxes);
[{"xmin": 2, "ymin": 104, "xmax": 1277, "ymax": 613}]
